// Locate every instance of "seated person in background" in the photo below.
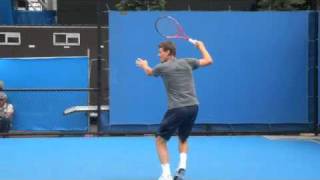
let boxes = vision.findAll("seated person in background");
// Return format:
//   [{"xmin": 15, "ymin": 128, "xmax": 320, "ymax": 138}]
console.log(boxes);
[{"xmin": 0, "ymin": 92, "xmax": 14, "ymax": 132}]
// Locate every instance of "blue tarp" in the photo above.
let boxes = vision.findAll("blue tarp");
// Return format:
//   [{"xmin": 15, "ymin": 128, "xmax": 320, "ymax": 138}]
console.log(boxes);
[
  {"xmin": 109, "ymin": 11, "xmax": 309, "ymax": 125},
  {"xmin": 0, "ymin": 57, "xmax": 89, "ymax": 131},
  {"xmin": 14, "ymin": 10, "xmax": 56, "ymax": 25},
  {"xmin": 0, "ymin": 0, "xmax": 14, "ymax": 24}
]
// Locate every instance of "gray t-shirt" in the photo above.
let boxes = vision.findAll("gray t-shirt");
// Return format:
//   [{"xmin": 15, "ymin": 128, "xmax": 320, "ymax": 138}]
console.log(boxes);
[{"xmin": 153, "ymin": 58, "xmax": 200, "ymax": 109}]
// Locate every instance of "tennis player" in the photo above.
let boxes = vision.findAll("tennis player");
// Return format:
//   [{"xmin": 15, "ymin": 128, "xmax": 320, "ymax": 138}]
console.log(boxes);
[{"xmin": 136, "ymin": 40, "xmax": 213, "ymax": 180}]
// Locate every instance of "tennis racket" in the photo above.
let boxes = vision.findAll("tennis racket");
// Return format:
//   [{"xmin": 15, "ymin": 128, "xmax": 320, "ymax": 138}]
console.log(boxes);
[{"xmin": 155, "ymin": 16, "xmax": 197, "ymax": 45}]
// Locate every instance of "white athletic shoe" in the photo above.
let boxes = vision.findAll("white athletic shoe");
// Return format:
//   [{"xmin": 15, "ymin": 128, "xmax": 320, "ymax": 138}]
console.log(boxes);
[{"xmin": 158, "ymin": 175, "xmax": 173, "ymax": 180}]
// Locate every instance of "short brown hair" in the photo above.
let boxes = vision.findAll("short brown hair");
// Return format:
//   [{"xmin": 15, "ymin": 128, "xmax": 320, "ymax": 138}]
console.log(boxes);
[{"xmin": 159, "ymin": 41, "xmax": 176, "ymax": 56}]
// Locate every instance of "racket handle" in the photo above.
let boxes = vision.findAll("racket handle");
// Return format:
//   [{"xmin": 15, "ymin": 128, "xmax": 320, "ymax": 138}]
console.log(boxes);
[{"xmin": 188, "ymin": 38, "xmax": 197, "ymax": 45}]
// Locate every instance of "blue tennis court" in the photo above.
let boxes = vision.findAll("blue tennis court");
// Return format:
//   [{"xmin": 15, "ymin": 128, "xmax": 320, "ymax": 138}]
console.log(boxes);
[{"xmin": 0, "ymin": 136, "xmax": 319, "ymax": 180}]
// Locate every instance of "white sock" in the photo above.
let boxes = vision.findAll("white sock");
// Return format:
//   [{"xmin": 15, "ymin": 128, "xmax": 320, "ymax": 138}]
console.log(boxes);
[
  {"xmin": 161, "ymin": 163, "xmax": 171, "ymax": 176},
  {"xmin": 178, "ymin": 153, "xmax": 187, "ymax": 170}
]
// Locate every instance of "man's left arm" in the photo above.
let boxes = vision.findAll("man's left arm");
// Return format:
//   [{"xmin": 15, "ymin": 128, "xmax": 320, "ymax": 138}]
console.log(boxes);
[{"xmin": 136, "ymin": 58, "xmax": 154, "ymax": 76}]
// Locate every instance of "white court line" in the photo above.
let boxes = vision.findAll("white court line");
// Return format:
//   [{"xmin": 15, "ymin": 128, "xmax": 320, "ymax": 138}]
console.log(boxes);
[{"xmin": 263, "ymin": 135, "xmax": 320, "ymax": 144}]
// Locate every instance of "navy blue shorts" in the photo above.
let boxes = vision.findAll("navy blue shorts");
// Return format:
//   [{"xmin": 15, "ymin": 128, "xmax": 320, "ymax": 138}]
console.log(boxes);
[{"xmin": 157, "ymin": 105, "xmax": 198, "ymax": 142}]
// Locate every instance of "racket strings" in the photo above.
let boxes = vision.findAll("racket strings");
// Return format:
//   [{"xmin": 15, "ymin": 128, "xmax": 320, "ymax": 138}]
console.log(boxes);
[{"xmin": 155, "ymin": 18, "xmax": 180, "ymax": 38}]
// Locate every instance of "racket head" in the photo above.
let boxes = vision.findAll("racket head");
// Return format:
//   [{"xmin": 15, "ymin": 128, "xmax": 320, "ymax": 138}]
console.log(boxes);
[{"xmin": 155, "ymin": 16, "xmax": 189, "ymax": 40}]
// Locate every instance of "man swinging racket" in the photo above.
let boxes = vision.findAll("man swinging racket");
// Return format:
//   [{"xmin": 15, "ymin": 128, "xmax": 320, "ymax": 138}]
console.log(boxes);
[{"xmin": 136, "ymin": 39, "xmax": 213, "ymax": 180}]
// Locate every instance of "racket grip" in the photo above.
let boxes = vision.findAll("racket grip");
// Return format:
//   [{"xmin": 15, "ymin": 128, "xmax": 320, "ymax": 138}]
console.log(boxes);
[{"xmin": 188, "ymin": 38, "xmax": 197, "ymax": 45}]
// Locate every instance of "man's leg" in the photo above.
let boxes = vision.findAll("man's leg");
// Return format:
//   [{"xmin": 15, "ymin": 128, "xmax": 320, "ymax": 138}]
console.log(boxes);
[
  {"xmin": 174, "ymin": 139, "xmax": 188, "ymax": 180},
  {"xmin": 0, "ymin": 118, "xmax": 10, "ymax": 133},
  {"xmin": 174, "ymin": 105, "xmax": 198, "ymax": 180},
  {"xmin": 156, "ymin": 136, "xmax": 169, "ymax": 164},
  {"xmin": 178, "ymin": 139, "xmax": 188, "ymax": 169},
  {"xmin": 156, "ymin": 109, "xmax": 180, "ymax": 180},
  {"xmin": 0, "ymin": 118, "xmax": 7, "ymax": 132},
  {"xmin": 156, "ymin": 136, "xmax": 173, "ymax": 180}
]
